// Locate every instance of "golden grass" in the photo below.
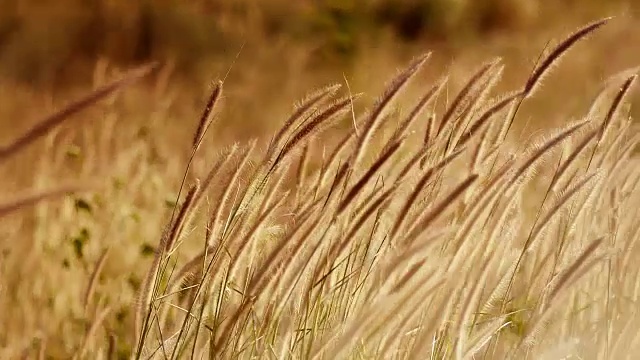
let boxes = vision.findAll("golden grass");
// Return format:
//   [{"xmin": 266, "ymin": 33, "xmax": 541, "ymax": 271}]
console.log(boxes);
[{"xmin": 2, "ymin": 17, "xmax": 640, "ymax": 360}]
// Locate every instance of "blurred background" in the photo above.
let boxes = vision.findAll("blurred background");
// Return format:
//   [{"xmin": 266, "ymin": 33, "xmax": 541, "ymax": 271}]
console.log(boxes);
[{"xmin": 1, "ymin": 0, "xmax": 639, "ymax": 139}]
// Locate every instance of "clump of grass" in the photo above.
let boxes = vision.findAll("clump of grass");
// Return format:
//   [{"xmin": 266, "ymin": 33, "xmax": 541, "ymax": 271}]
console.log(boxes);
[
  {"xmin": 124, "ymin": 16, "xmax": 640, "ymax": 359},
  {"xmin": 4, "ymin": 17, "xmax": 640, "ymax": 359}
]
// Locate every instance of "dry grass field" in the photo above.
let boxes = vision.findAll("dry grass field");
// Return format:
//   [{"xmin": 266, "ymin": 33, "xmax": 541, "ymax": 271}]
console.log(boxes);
[{"xmin": 2, "ymin": 3, "xmax": 640, "ymax": 360}]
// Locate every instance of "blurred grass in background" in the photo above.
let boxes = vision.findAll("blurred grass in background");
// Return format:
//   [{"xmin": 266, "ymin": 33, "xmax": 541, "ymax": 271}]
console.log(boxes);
[
  {"xmin": 0, "ymin": 0, "xmax": 636, "ymax": 85},
  {"xmin": 0, "ymin": 0, "xmax": 639, "ymax": 143}
]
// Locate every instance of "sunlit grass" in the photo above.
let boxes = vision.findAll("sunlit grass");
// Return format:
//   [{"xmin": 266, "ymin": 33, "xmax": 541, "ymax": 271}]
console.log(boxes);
[{"xmin": 2, "ymin": 17, "xmax": 640, "ymax": 360}]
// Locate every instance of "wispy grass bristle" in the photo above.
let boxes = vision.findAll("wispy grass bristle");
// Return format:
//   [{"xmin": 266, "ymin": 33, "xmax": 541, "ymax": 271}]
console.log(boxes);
[
  {"xmin": 525, "ymin": 17, "xmax": 612, "ymax": 96},
  {"xmin": 269, "ymin": 84, "xmax": 342, "ymax": 156},
  {"xmin": 192, "ymin": 80, "xmax": 223, "ymax": 151},
  {"xmin": 437, "ymin": 58, "xmax": 499, "ymax": 136},
  {"xmin": 338, "ymin": 140, "xmax": 403, "ymax": 214},
  {"xmin": 352, "ymin": 53, "xmax": 430, "ymax": 168}
]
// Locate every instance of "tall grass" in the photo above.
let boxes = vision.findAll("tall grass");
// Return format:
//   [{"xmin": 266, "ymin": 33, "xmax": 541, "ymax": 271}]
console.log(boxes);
[{"xmin": 3, "ymin": 18, "xmax": 640, "ymax": 359}]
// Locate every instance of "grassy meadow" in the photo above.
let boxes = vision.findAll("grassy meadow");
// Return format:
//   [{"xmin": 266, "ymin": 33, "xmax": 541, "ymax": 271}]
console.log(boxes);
[{"xmin": 2, "ymin": 2, "xmax": 640, "ymax": 360}]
